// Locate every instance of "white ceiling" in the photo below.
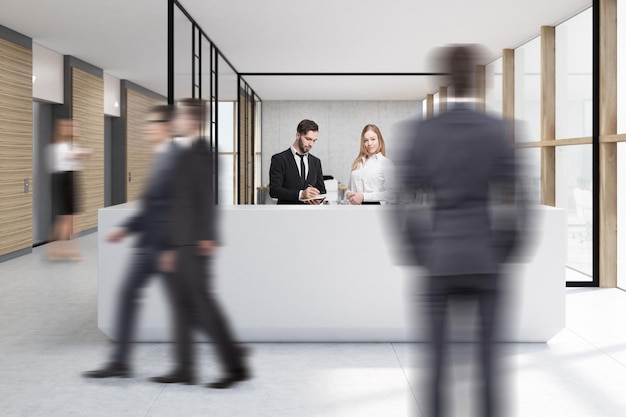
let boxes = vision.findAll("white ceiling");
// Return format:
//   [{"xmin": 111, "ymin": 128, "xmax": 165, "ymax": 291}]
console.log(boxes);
[{"xmin": 1, "ymin": 0, "xmax": 592, "ymax": 100}]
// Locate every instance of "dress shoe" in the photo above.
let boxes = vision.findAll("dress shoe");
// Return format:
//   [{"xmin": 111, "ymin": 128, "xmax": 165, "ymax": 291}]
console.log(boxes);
[
  {"xmin": 83, "ymin": 362, "xmax": 131, "ymax": 379},
  {"xmin": 206, "ymin": 367, "xmax": 251, "ymax": 389},
  {"xmin": 150, "ymin": 371, "xmax": 196, "ymax": 385}
]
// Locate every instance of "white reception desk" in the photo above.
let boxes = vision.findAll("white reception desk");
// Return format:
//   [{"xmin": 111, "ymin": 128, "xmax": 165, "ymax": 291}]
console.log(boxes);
[{"xmin": 98, "ymin": 203, "xmax": 565, "ymax": 342}]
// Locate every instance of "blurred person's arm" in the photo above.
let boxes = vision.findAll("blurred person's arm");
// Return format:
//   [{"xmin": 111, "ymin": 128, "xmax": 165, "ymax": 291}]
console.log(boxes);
[
  {"xmin": 106, "ymin": 228, "xmax": 128, "ymax": 243},
  {"xmin": 490, "ymin": 126, "xmax": 529, "ymax": 263},
  {"xmin": 196, "ymin": 143, "xmax": 217, "ymax": 255},
  {"xmin": 392, "ymin": 120, "xmax": 433, "ymax": 265}
]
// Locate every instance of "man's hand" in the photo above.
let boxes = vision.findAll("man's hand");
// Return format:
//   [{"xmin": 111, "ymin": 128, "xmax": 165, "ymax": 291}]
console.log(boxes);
[
  {"xmin": 159, "ymin": 250, "xmax": 176, "ymax": 273},
  {"xmin": 301, "ymin": 186, "xmax": 320, "ymax": 200},
  {"xmin": 197, "ymin": 240, "xmax": 215, "ymax": 256},
  {"xmin": 106, "ymin": 228, "xmax": 127, "ymax": 243}
]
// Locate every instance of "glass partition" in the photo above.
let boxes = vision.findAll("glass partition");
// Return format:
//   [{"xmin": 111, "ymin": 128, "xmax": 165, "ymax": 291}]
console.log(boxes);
[
  {"xmin": 555, "ymin": 8, "xmax": 593, "ymax": 140},
  {"xmin": 485, "ymin": 58, "xmax": 503, "ymax": 116},
  {"xmin": 514, "ymin": 37, "xmax": 541, "ymax": 143},
  {"xmin": 170, "ymin": 0, "xmax": 261, "ymax": 204},
  {"xmin": 555, "ymin": 144, "xmax": 593, "ymax": 280}
]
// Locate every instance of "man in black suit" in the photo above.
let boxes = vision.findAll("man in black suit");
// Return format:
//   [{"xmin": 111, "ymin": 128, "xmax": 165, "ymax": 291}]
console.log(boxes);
[
  {"xmin": 396, "ymin": 45, "xmax": 525, "ymax": 417},
  {"xmin": 84, "ymin": 105, "xmax": 180, "ymax": 379},
  {"xmin": 269, "ymin": 119, "xmax": 326, "ymax": 204},
  {"xmin": 151, "ymin": 98, "xmax": 249, "ymax": 389}
]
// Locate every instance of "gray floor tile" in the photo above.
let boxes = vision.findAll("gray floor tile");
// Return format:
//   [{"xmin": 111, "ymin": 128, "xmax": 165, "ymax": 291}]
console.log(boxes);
[{"xmin": 2, "ymin": 234, "xmax": 626, "ymax": 416}]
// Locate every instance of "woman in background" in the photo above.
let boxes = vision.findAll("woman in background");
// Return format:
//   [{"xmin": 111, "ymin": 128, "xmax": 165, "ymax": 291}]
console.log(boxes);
[
  {"xmin": 346, "ymin": 124, "xmax": 395, "ymax": 205},
  {"xmin": 47, "ymin": 119, "xmax": 90, "ymax": 260}
]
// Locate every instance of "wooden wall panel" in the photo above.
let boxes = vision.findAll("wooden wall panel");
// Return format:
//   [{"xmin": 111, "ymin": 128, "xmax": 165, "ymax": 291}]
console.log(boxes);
[
  {"xmin": 502, "ymin": 49, "xmax": 515, "ymax": 122},
  {"xmin": 541, "ymin": 26, "xmax": 556, "ymax": 207},
  {"xmin": 238, "ymin": 93, "xmax": 255, "ymax": 204},
  {"xmin": 72, "ymin": 68, "xmax": 104, "ymax": 234},
  {"xmin": 476, "ymin": 65, "xmax": 486, "ymax": 113},
  {"xmin": 600, "ymin": 0, "xmax": 617, "ymax": 287},
  {"xmin": 0, "ymin": 38, "xmax": 32, "ymax": 256},
  {"xmin": 126, "ymin": 89, "xmax": 161, "ymax": 202}
]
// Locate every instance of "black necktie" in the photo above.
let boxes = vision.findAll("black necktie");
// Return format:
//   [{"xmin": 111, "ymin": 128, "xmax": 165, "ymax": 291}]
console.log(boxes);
[{"xmin": 297, "ymin": 153, "xmax": 306, "ymax": 186}]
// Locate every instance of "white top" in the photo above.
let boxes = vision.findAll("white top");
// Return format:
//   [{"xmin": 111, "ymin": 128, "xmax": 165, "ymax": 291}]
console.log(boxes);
[
  {"xmin": 48, "ymin": 141, "xmax": 85, "ymax": 172},
  {"xmin": 348, "ymin": 153, "xmax": 396, "ymax": 203}
]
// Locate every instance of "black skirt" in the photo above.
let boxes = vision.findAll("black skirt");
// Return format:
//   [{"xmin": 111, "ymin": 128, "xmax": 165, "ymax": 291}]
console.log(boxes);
[{"xmin": 52, "ymin": 171, "xmax": 78, "ymax": 215}]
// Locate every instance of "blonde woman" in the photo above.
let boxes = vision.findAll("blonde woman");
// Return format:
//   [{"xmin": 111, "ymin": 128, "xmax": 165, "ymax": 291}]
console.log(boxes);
[
  {"xmin": 346, "ymin": 124, "xmax": 395, "ymax": 205},
  {"xmin": 47, "ymin": 119, "xmax": 90, "ymax": 260}
]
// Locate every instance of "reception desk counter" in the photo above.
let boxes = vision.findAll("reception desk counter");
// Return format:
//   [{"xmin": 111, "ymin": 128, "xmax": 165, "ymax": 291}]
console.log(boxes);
[{"xmin": 98, "ymin": 204, "xmax": 565, "ymax": 342}]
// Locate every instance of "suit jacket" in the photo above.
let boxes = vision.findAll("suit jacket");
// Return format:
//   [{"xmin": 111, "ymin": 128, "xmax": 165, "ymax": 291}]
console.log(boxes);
[
  {"xmin": 167, "ymin": 138, "xmax": 218, "ymax": 248},
  {"xmin": 396, "ymin": 105, "xmax": 524, "ymax": 276},
  {"xmin": 123, "ymin": 141, "xmax": 181, "ymax": 250},
  {"xmin": 269, "ymin": 148, "xmax": 326, "ymax": 204}
]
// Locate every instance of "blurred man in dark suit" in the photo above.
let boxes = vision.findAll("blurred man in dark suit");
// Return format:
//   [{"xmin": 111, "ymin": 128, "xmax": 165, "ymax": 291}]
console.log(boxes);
[
  {"xmin": 84, "ymin": 105, "xmax": 179, "ymax": 379},
  {"xmin": 395, "ymin": 45, "xmax": 525, "ymax": 417},
  {"xmin": 269, "ymin": 119, "xmax": 326, "ymax": 204},
  {"xmin": 151, "ymin": 98, "xmax": 249, "ymax": 389}
]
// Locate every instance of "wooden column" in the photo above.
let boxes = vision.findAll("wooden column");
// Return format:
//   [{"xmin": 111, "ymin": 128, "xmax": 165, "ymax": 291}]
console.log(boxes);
[
  {"xmin": 439, "ymin": 86, "xmax": 448, "ymax": 113},
  {"xmin": 476, "ymin": 65, "xmax": 486, "ymax": 113},
  {"xmin": 600, "ymin": 0, "xmax": 617, "ymax": 287},
  {"xmin": 541, "ymin": 26, "xmax": 556, "ymax": 207},
  {"xmin": 426, "ymin": 94, "xmax": 434, "ymax": 119},
  {"xmin": 502, "ymin": 49, "xmax": 515, "ymax": 121}
]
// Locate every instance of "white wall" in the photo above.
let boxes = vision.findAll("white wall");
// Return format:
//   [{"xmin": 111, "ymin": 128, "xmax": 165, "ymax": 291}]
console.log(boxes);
[
  {"xmin": 261, "ymin": 100, "xmax": 420, "ymax": 190},
  {"xmin": 103, "ymin": 73, "xmax": 120, "ymax": 117},
  {"xmin": 32, "ymin": 43, "xmax": 63, "ymax": 104}
]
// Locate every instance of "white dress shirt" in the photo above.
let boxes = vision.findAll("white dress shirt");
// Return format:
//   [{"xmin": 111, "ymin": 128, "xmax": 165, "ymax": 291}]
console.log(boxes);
[
  {"xmin": 348, "ymin": 152, "xmax": 396, "ymax": 204},
  {"xmin": 290, "ymin": 146, "xmax": 312, "ymax": 200},
  {"xmin": 290, "ymin": 146, "xmax": 309, "ymax": 180}
]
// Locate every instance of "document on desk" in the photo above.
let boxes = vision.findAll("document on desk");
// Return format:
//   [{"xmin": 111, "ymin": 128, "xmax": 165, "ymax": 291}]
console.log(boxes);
[{"xmin": 301, "ymin": 194, "xmax": 327, "ymax": 202}]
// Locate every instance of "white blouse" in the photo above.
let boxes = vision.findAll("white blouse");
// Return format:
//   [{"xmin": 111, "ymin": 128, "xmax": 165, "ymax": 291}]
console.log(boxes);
[
  {"xmin": 348, "ymin": 153, "xmax": 396, "ymax": 203},
  {"xmin": 48, "ymin": 142, "xmax": 74, "ymax": 172}
]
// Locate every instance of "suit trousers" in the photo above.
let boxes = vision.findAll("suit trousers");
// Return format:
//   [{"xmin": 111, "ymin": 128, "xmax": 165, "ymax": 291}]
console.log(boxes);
[
  {"xmin": 164, "ymin": 246, "xmax": 242, "ymax": 374},
  {"xmin": 426, "ymin": 274, "xmax": 501, "ymax": 417},
  {"xmin": 112, "ymin": 249, "xmax": 160, "ymax": 365}
]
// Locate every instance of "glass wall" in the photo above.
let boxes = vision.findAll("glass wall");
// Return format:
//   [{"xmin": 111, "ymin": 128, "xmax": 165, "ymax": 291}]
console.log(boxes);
[
  {"xmin": 555, "ymin": 145, "xmax": 593, "ymax": 278},
  {"xmin": 485, "ymin": 57, "xmax": 503, "ymax": 116},
  {"xmin": 218, "ymin": 101, "xmax": 236, "ymax": 205},
  {"xmin": 555, "ymin": 8, "xmax": 593, "ymax": 140},
  {"xmin": 514, "ymin": 37, "xmax": 542, "ymax": 205},
  {"xmin": 514, "ymin": 36, "xmax": 541, "ymax": 143},
  {"xmin": 171, "ymin": 1, "xmax": 261, "ymax": 205},
  {"xmin": 555, "ymin": 8, "xmax": 593, "ymax": 282}
]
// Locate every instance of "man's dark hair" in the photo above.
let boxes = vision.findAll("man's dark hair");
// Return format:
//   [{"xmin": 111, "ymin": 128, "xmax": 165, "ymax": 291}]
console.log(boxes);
[
  {"xmin": 442, "ymin": 44, "xmax": 482, "ymax": 98},
  {"xmin": 297, "ymin": 119, "xmax": 319, "ymax": 135},
  {"xmin": 177, "ymin": 97, "xmax": 206, "ymax": 122},
  {"xmin": 149, "ymin": 104, "xmax": 174, "ymax": 122}
]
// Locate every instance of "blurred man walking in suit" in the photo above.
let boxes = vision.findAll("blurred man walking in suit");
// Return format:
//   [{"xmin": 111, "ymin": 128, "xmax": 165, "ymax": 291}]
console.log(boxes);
[
  {"xmin": 84, "ymin": 105, "xmax": 179, "ymax": 379},
  {"xmin": 269, "ymin": 119, "xmax": 326, "ymax": 204},
  {"xmin": 151, "ymin": 98, "xmax": 249, "ymax": 389},
  {"xmin": 396, "ymin": 45, "xmax": 525, "ymax": 417}
]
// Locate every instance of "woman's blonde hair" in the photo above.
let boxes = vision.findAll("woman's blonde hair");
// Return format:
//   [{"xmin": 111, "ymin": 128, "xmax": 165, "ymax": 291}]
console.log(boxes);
[{"xmin": 351, "ymin": 124, "xmax": 386, "ymax": 171}]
